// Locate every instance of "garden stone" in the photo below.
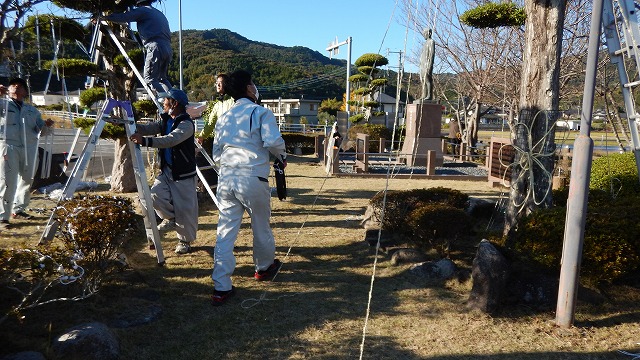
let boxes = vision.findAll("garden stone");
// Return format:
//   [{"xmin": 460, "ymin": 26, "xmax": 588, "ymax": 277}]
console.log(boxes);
[
  {"xmin": 364, "ymin": 228, "xmax": 394, "ymax": 247},
  {"xmin": 409, "ymin": 258, "xmax": 456, "ymax": 279},
  {"xmin": 467, "ymin": 239, "xmax": 509, "ymax": 314},
  {"xmin": 360, "ymin": 204, "xmax": 381, "ymax": 230},
  {"xmin": 390, "ymin": 248, "xmax": 428, "ymax": 265},
  {"xmin": 465, "ymin": 197, "xmax": 495, "ymax": 218},
  {"xmin": 1, "ymin": 352, "xmax": 46, "ymax": 360},
  {"xmin": 51, "ymin": 322, "xmax": 119, "ymax": 360}
]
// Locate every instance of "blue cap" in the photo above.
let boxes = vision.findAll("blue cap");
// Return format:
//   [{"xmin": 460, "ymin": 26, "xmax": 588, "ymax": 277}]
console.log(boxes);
[{"xmin": 162, "ymin": 88, "xmax": 189, "ymax": 106}]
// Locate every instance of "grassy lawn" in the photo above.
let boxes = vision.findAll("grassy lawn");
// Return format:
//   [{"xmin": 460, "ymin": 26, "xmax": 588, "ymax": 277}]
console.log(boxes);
[{"xmin": 0, "ymin": 155, "xmax": 639, "ymax": 359}]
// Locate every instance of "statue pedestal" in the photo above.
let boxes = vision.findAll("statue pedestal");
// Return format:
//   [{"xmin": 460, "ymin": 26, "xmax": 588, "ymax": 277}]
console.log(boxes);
[{"xmin": 401, "ymin": 103, "xmax": 443, "ymax": 167}]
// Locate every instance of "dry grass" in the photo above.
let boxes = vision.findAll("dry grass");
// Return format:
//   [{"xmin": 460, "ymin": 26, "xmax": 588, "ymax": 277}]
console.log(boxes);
[{"xmin": 1, "ymin": 155, "xmax": 639, "ymax": 359}]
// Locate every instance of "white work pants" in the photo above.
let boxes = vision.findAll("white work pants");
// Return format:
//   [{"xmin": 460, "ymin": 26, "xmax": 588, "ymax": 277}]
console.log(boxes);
[
  {"xmin": 211, "ymin": 175, "xmax": 275, "ymax": 291},
  {"xmin": 0, "ymin": 144, "xmax": 29, "ymax": 220}
]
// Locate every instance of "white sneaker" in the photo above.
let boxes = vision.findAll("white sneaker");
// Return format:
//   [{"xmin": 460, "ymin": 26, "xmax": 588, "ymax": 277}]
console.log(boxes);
[
  {"xmin": 157, "ymin": 219, "xmax": 176, "ymax": 231},
  {"xmin": 175, "ymin": 241, "xmax": 191, "ymax": 254}
]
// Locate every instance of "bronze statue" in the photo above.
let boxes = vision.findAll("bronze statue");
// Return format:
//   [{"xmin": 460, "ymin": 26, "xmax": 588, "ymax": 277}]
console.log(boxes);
[{"xmin": 419, "ymin": 28, "xmax": 435, "ymax": 101}]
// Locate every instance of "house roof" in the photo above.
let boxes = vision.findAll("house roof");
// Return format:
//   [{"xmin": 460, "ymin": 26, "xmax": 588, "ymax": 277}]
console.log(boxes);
[
  {"xmin": 371, "ymin": 92, "xmax": 404, "ymax": 105},
  {"xmin": 186, "ymin": 102, "xmax": 207, "ymax": 119},
  {"xmin": 261, "ymin": 98, "xmax": 321, "ymax": 104}
]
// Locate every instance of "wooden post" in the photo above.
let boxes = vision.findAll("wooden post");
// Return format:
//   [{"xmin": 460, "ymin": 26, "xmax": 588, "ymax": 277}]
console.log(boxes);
[
  {"xmin": 426, "ymin": 150, "xmax": 436, "ymax": 175},
  {"xmin": 315, "ymin": 135, "xmax": 325, "ymax": 159}
]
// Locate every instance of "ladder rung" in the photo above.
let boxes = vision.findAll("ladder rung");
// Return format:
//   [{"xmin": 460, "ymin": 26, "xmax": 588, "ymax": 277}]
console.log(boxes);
[
  {"xmin": 624, "ymin": 80, "xmax": 640, "ymax": 88},
  {"xmin": 198, "ymin": 165, "xmax": 216, "ymax": 171},
  {"xmin": 614, "ymin": 48, "xmax": 629, "ymax": 56}
]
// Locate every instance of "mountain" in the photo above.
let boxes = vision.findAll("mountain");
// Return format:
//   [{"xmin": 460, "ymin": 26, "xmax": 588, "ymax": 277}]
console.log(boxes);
[
  {"xmin": 171, "ymin": 29, "xmax": 349, "ymax": 101},
  {"xmin": 21, "ymin": 28, "xmax": 412, "ymax": 103}
]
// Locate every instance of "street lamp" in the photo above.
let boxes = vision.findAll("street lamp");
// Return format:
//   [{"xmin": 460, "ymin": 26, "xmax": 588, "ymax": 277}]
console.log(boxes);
[{"xmin": 326, "ymin": 36, "xmax": 352, "ymax": 126}]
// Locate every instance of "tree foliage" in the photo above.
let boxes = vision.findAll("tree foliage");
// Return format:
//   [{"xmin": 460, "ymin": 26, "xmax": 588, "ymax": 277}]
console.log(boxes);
[
  {"xmin": 319, "ymin": 97, "xmax": 343, "ymax": 116},
  {"xmin": 460, "ymin": 2, "xmax": 526, "ymax": 28},
  {"xmin": 351, "ymin": 53, "xmax": 389, "ymax": 120}
]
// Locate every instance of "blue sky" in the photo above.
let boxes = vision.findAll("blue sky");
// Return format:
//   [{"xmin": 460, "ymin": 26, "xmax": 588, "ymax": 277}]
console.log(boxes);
[
  {"xmin": 158, "ymin": 0, "xmax": 420, "ymax": 71},
  {"xmin": 34, "ymin": 0, "xmax": 421, "ymax": 72}
]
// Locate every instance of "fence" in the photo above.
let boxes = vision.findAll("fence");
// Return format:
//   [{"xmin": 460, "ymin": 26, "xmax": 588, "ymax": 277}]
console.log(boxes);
[
  {"xmin": 41, "ymin": 110, "xmax": 98, "ymax": 121},
  {"xmin": 279, "ymin": 123, "xmax": 331, "ymax": 134}
]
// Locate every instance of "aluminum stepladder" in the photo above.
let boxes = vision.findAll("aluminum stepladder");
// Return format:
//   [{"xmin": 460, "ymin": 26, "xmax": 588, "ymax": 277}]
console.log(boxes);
[
  {"xmin": 96, "ymin": 20, "xmax": 220, "ymax": 207},
  {"xmin": 603, "ymin": 0, "xmax": 640, "ymax": 178},
  {"xmin": 40, "ymin": 99, "xmax": 166, "ymax": 266}
]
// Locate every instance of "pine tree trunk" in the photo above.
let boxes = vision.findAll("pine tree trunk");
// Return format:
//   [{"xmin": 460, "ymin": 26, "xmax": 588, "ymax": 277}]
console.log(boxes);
[
  {"xmin": 109, "ymin": 137, "xmax": 137, "ymax": 193},
  {"xmin": 504, "ymin": 0, "xmax": 567, "ymax": 236}
]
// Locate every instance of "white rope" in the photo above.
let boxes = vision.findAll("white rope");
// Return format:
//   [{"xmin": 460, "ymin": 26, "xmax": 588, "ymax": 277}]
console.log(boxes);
[{"xmin": 499, "ymin": 111, "xmax": 562, "ymax": 213}]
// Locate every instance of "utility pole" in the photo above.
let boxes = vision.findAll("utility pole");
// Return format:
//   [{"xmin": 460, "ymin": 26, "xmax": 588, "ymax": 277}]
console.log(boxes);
[
  {"xmin": 178, "ymin": 0, "xmax": 184, "ymax": 90},
  {"xmin": 387, "ymin": 49, "xmax": 404, "ymax": 130},
  {"xmin": 326, "ymin": 36, "xmax": 352, "ymax": 126}
]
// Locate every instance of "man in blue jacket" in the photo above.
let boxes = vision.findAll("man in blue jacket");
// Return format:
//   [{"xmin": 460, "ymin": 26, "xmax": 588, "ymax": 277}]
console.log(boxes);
[{"xmin": 130, "ymin": 88, "xmax": 197, "ymax": 254}]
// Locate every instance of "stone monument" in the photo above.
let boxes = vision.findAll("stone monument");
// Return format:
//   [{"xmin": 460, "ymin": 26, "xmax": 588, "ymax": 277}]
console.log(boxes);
[{"xmin": 401, "ymin": 28, "xmax": 443, "ymax": 167}]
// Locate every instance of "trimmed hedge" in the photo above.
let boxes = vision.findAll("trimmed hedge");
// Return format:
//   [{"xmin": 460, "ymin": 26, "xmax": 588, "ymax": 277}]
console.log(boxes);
[
  {"xmin": 281, "ymin": 132, "xmax": 317, "ymax": 154},
  {"xmin": 407, "ymin": 204, "xmax": 472, "ymax": 253},
  {"xmin": 347, "ymin": 123, "xmax": 392, "ymax": 151},
  {"xmin": 590, "ymin": 151, "xmax": 640, "ymax": 197},
  {"xmin": 511, "ymin": 194, "xmax": 640, "ymax": 284},
  {"xmin": 369, "ymin": 187, "xmax": 468, "ymax": 233}
]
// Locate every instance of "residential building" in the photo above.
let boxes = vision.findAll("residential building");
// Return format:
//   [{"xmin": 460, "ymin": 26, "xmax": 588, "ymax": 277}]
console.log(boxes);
[
  {"xmin": 261, "ymin": 97, "xmax": 321, "ymax": 124},
  {"xmin": 31, "ymin": 90, "xmax": 81, "ymax": 107}
]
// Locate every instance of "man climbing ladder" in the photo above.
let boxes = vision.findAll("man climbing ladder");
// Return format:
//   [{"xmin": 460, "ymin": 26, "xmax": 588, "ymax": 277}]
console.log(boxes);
[{"xmin": 93, "ymin": 0, "xmax": 173, "ymax": 96}]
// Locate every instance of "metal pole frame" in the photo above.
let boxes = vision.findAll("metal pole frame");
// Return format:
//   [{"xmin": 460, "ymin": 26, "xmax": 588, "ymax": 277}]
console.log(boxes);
[{"xmin": 555, "ymin": 0, "xmax": 603, "ymax": 328}]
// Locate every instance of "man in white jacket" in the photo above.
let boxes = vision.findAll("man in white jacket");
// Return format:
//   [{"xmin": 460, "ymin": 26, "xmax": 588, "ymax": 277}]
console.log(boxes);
[
  {"xmin": 210, "ymin": 70, "xmax": 287, "ymax": 305},
  {"xmin": 0, "ymin": 78, "xmax": 54, "ymax": 229}
]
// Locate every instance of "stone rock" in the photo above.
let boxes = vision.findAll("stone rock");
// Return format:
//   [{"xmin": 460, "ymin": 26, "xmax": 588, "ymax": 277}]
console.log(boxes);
[
  {"xmin": 465, "ymin": 198, "xmax": 496, "ymax": 218},
  {"xmin": 390, "ymin": 248, "xmax": 428, "ymax": 266},
  {"xmin": 361, "ymin": 204, "xmax": 381, "ymax": 230},
  {"xmin": 1, "ymin": 352, "xmax": 46, "ymax": 360},
  {"xmin": 51, "ymin": 322, "xmax": 119, "ymax": 360},
  {"xmin": 467, "ymin": 239, "xmax": 509, "ymax": 314},
  {"xmin": 364, "ymin": 228, "xmax": 394, "ymax": 247},
  {"xmin": 409, "ymin": 258, "xmax": 457, "ymax": 279}
]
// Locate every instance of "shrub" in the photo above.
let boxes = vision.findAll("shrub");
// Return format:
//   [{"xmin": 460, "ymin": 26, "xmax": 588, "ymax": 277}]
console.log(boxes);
[
  {"xmin": 511, "ymin": 198, "xmax": 640, "ymax": 284},
  {"xmin": 281, "ymin": 132, "xmax": 317, "ymax": 154},
  {"xmin": 53, "ymin": 195, "xmax": 138, "ymax": 284},
  {"xmin": 347, "ymin": 124, "xmax": 392, "ymax": 152},
  {"xmin": 349, "ymin": 113, "xmax": 365, "ymax": 124},
  {"xmin": 133, "ymin": 99, "xmax": 158, "ymax": 118},
  {"xmin": 369, "ymin": 187, "xmax": 469, "ymax": 232},
  {"xmin": 0, "ymin": 195, "xmax": 138, "ymax": 324},
  {"xmin": 407, "ymin": 204, "xmax": 473, "ymax": 254},
  {"xmin": 590, "ymin": 151, "xmax": 640, "ymax": 197},
  {"xmin": 74, "ymin": 117, "xmax": 125, "ymax": 140},
  {"xmin": 317, "ymin": 112, "xmax": 335, "ymax": 126}
]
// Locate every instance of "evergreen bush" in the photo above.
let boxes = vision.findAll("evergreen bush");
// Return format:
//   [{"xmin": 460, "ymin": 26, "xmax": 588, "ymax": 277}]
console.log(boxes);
[
  {"xmin": 281, "ymin": 132, "xmax": 317, "ymax": 154},
  {"xmin": 347, "ymin": 123, "xmax": 391, "ymax": 152},
  {"xmin": 407, "ymin": 204, "xmax": 473, "ymax": 254},
  {"xmin": 369, "ymin": 187, "xmax": 469, "ymax": 232},
  {"xmin": 511, "ymin": 196, "xmax": 640, "ymax": 284},
  {"xmin": 590, "ymin": 151, "xmax": 640, "ymax": 197}
]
